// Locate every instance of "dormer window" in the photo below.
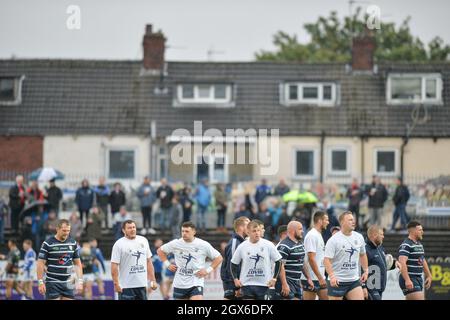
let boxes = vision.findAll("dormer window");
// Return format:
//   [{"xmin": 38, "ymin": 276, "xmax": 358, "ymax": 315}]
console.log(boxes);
[
  {"xmin": 0, "ymin": 76, "xmax": 25, "ymax": 106},
  {"xmin": 175, "ymin": 83, "xmax": 234, "ymax": 107},
  {"xmin": 281, "ymin": 82, "xmax": 338, "ymax": 107},
  {"xmin": 387, "ymin": 73, "xmax": 442, "ymax": 105}
]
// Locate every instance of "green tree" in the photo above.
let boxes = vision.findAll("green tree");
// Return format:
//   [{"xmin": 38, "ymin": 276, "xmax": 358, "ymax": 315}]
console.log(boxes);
[{"xmin": 255, "ymin": 8, "xmax": 449, "ymax": 62}]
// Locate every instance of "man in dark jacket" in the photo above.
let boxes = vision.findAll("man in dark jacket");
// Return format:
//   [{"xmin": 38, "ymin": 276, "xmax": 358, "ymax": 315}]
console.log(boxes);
[
  {"xmin": 363, "ymin": 225, "xmax": 400, "ymax": 300},
  {"xmin": 45, "ymin": 179, "xmax": 63, "ymax": 216},
  {"xmin": 137, "ymin": 176, "xmax": 156, "ymax": 235},
  {"xmin": 220, "ymin": 216, "xmax": 249, "ymax": 300},
  {"xmin": 8, "ymin": 175, "xmax": 27, "ymax": 233},
  {"xmin": 255, "ymin": 179, "xmax": 271, "ymax": 205},
  {"xmin": 75, "ymin": 179, "xmax": 94, "ymax": 225},
  {"xmin": 367, "ymin": 175, "xmax": 388, "ymax": 227},
  {"xmin": 391, "ymin": 177, "xmax": 410, "ymax": 231},
  {"xmin": 109, "ymin": 182, "xmax": 126, "ymax": 215},
  {"xmin": 347, "ymin": 178, "xmax": 364, "ymax": 230},
  {"xmin": 274, "ymin": 178, "xmax": 290, "ymax": 197},
  {"xmin": 156, "ymin": 178, "xmax": 174, "ymax": 229},
  {"xmin": 94, "ymin": 176, "xmax": 110, "ymax": 228}
]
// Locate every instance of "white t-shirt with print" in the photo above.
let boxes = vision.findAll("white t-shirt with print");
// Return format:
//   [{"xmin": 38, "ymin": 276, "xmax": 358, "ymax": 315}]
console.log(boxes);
[
  {"xmin": 324, "ymin": 231, "xmax": 366, "ymax": 282},
  {"xmin": 111, "ymin": 235, "xmax": 152, "ymax": 289},
  {"xmin": 160, "ymin": 237, "xmax": 221, "ymax": 289},
  {"xmin": 231, "ymin": 238, "xmax": 282, "ymax": 287}
]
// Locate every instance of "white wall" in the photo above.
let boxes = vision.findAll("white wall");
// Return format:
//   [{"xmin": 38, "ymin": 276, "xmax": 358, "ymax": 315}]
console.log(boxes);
[{"xmin": 43, "ymin": 135, "xmax": 151, "ymax": 186}]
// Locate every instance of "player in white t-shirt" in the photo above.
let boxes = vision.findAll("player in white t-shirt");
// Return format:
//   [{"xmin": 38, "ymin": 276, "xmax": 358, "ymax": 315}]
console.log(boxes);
[
  {"xmin": 301, "ymin": 210, "xmax": 329, "ymax": 300},
  {"xmin": 323, "ymin": 211, "xmax": 369, "ymax": 300},
  {"xmin": 231, "ymin": 220, "xmax": 282, "ymax": 300},
  {"xmin": 111, "ymin": 219, "xmax": 158, "ymax": 300},
  {"xmin": 157, "ymin": 221, "xmax": 223, "ymax": 300}
]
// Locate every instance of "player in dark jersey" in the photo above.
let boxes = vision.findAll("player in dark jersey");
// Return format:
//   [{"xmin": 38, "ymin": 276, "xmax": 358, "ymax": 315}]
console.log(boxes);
[
  {"xmin": 398, "ymin": 221, "xmax": 432, "ymax": 300},
  {"xmin": 0, "ymin": 239, "xmax": 23, "ymax": 299},
  {"xmin": 80, "ymin": 241, "xmax": 98, "ymax": 300},
  {"xmin": 36, "ymin": 219, "xmax": 83, "ymax": 300}
]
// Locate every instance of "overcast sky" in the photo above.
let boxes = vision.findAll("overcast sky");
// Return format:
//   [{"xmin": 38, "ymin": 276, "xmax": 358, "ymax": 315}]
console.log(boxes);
[{"xmin": 1, "ymin": 0, "xmax": 449, "ymax": 61}]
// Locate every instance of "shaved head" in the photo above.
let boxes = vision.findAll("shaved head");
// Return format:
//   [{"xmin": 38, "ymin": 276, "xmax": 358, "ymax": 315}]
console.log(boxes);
[
  {"xmin": 287, "ymin": 221, "xmax": 303, "ymax": 241},
  {"xmin": 287, "ymin": 220, "xmax": 301, "ymax": 231}
]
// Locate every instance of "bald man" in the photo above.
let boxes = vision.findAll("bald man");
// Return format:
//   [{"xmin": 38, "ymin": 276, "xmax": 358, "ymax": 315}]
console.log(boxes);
[{"xmin": 274, "ymin": 221, "xmax": 311, "ymax": 300}]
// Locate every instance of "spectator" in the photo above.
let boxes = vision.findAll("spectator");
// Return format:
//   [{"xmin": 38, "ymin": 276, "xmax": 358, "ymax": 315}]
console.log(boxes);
[
  {"xmin": 391, "ymin": 177, "xmax": 410, "ymax": 231},
  {"xmin": 292, "ymin": 203, "xmax": 309, "ymax": 227},
  {"xmin": 45, "ymin": 179, "xmax": 63, "ymax": 216},
  {"xmin": 137, "ymin": 176, "xmax": 156, "ymax": 235},
  {"xmin": 169, "ymin": 196, "xmax": 182, "ymax": 239},
  {"xmin": 41, "ymin": 210, "xmax": 58, "ymax": 240},
  {"xmin": 347, "ymin": 178, "xmax": 363, "ymax": 230},
  {"xmin": 195, "ymin": 178, "xmax": 211, "ymax": 232},
  {"xmin": 274, "ymin": 178, "xmax": 290, "ymax": 197},
  {"xmin": 234, "ymin": 203, "xmax": 251, "ymax": 220},
  {"xmin": 214, "ymin": 183, "xmax": 228, "ymax": 232},
  {"xmin": 178, "ymin": 184, "xmax": 194, "ymax": 222},
  {"xmin": 94, "ymin": 177, "xmax": 110, "ymax": 229},
  {"xmin": 109, "ymin": 182, "xmax": 126, "ymax": 216},
  {"xmin": 8, "ymin": 175, "xmax": 27, "ymax": 233},
  {"xmin": 31, "ymin": 203, "xmax": 48, "ymax": 251},
  {"xmin": 0, "ymin": 198, "xmax": 8, "ymax": 244},
  {"xmin": 20, "ymin": 217, "xmax": 33, "ymax": 247},
  {"xmin": 75, "ymin": 179, "xmax": 94, "ymax": 226},
  {"xmin": 367, "ymin": 175, "xmax": 388, "ymax": 227},
  {"xmin": 112, "ymin": 206, "xmax": 131, "ymax": 240},
  {"xmin": 156, "ymin": 178, "xmax": 174, "ymax": 229},
  {"xmin": 27, "ymin": 180, "xmax": 44, "ymax": 203},
  {"xmin": 257, "ymin": 202, "xmax": 272, "ymax": 240},
  {"xmin": 69, "ymin": 211, "xmax": 83, "ymax": 242},
  {"xmin": 255, "ymin": 178, "xmax": 271, "ymax": 205},
  {"xmin": 276, "ymin": 206, "xmax": 292, "ymax": 232},
  {"xmin": 86, "ymin": 206, "xmax": 105, "ymax": 241}
]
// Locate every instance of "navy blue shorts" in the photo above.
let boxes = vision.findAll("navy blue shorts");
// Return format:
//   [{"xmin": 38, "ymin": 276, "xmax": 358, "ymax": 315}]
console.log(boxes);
[
  {"xmin": 223, "ymin": 281, "xmax": 240, "ymax": 299},
  {"xmin": 399, "ymin": 275, "xmax": 423, "ymax": 296},
  {"xmin": 173, "ymin": 286, "xmax": 203, "ymax": 299},
  {"xmin": 327, "ymin": 279, "xmax": 361, "ymax": 297},
  {"xmin": 45, "ymin": 282, "xmax": 75, "ymax": 300},
  {"xmin": 301, "ymin": 280, "xmax": 326, "ymax": 293},
  {"xmin": 118, "ymin": 287, "xmax": 147, "ymax": 300},
  {"xmin": 274, "ymin": 278, "xmax": 302, "ymax": 300},
  {"xmin": 241, "ymin": 285, "xmax": 269, "ymax": 300}
]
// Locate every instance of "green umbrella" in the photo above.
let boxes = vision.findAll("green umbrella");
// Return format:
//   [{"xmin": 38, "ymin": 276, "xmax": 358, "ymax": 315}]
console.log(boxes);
[
  {"xmin": 282, "ymin": 190, "xmax": 299, "ymax": 202},
  {"xmin": 298, "ymin": 191, "xmax": 318, "ymax": 203}
]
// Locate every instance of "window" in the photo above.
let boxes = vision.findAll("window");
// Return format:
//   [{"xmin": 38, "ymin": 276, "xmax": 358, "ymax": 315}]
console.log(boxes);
[
  {"xmin": 284, "ymin": 82, "xmax": 338, "ymax": 106},
  {"xmin": 374, "ymin": 149, "xmax": 397, "ymax": 175},
  {"xmin": 387, "ymin": 74, "xmax": 442, "ymax": 104},
  {"xmin": 176, "ymin": 84, "xmax": 234, "ymax": 106},
  {"xmin": 328, "ymin": 147, "xmax": 350, "ymax": 175},
  {"xmin": 0, "ymin": 76, "xmax": 25, "ymax": 106},
  {"xmin": 294, "ymin": 149, "xmax": 316, "ymax": 177},
  {"xmin": 108, "ymin": 150, "xmax": 135, "ymax": 179},
  {"xmin": 194, "ymin": 154, "xmax": 228, "ymax": 183}
]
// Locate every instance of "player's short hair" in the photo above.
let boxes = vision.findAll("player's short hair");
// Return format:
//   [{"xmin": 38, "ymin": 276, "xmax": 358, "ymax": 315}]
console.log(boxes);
[
  {"xmin": 277, "ymin": 225, "xmax": 288, "ymax": 236},
  {"xmin": 247, "ymin": 220, "xmax": 260, "ymax": 230},
  {"xmin": 182, "ymin": 221, "xmax": 196, "ymax": 230},
  {"xmin": 367, "ymin": 225, "xmax": 381, "ymax": 237},
  {"xmin": 313, "ymin": 211, "xmax": 328, "ymax": 224},
  {"xmin": 407, "ymin": 220, "xmax": 422, "ymax": 230},
  {"xmin": 57, "ymin": 219, "xmax": 70, "ymax": 229},
  {"xmin": 233, "ymin": 217, "xmax": 249, "ymax": 232},
  {"xmin": 23, "ymin": 239, "xmax": 33, "ymax": 246},
  {"xmin": 252, "ymin": 219, "xmax": 264, "ymax": 227},
  {"xmin": 338, "ymin": 211, "xmax": 354, "ymax": 224},
  {"xmin": 8, "ymin": 238, "xmax": 17, "ymax": 246},
  {"xmin": 121, "ymin": 219, "xmax": 136, "ymax": 229}
]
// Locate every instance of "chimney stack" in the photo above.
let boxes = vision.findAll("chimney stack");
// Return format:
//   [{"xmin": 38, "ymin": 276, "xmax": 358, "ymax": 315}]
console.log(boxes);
[
  {"xmin": 351, "ymin": 33, "xmax": 376, "ymax": 72},
  {"xmin": 142, "ymin": 24, "xmax": 166, "ymax": 71}
]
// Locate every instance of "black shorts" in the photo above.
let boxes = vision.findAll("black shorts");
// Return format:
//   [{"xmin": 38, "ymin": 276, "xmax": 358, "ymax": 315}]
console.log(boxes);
[
  {"xmin": 274, "ymin": 278, "xmax": 302, "ymax": 300},
  {"xmin": 326, "ymin": 279, "xmax": 361, "ymax": 297},
  {"xmin": 155, "ymin": 272, "xmax": 162, "ymax": 284},
  {"xmin": 118, "ymin": 287, "xmax": 147, "ymax": 300},
  {"xmin": 45, "ymin": 282, "xmax": 75, "ymax": 300},
  {"xmin": 223, "ymin": 281, "xmax": 240, "ymax": 299},
  {"xmin": 301, "ymin": 280, "xmax": 325, "ymax": 293},
  {"xmin": 173, "ymin": 286, "xmax": 203, "ymax": 299},
  {"xmin": 399, "ymin": 275, "xmax": 423, "ymax": 296},
  {"xmin": 241, "ymin": 285, "xmax": 269, "ymax": 300}
]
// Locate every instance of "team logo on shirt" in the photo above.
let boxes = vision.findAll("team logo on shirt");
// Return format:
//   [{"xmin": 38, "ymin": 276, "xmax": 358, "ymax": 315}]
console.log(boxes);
[
  {"xmin": 131, "ymin": 250, "xmax": 144, "ymax": 266},
  {"xmin": 341, "ymin": 247, "xmax": 358, "ymax": 270},
  {"xmin": 129, "ymin": 250, "xmax": 146, "ymax": 274},
  {"xmin": 181, "ymin": 253, "xmax": 196, "ymax": 268},
  {"xmin": 178, "ymin": 253, "xmax": 196, "ymax": 276},
  {"xmin": 246, "ymin": 253, "xmax": 265, "ymax": 277},
  {"xmin": 58, "ymin": 253, "xmax": 71, "ymax": 265}
]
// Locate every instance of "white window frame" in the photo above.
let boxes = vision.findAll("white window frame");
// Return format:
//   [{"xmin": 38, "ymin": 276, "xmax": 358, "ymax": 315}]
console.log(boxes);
[
  {"xmin": 0, "ymin": 75, "xmax": 25, "ymax": 106},
  {"xmin": 282, "ymin": 82, "xmax": 338, "ymax": 107},
  {"xmin": 373, "ymin": 148, "xmax": 399, "ymax": 176},
  {"xmin": 386, "ymin": 73, "xmax": 443, "ymax": 105},
  {"xmin": 327, "ymin": 146, "xmax": 351, "ymax": 176},
  {"xmin": 193, "ymin": 153, "xmax": 229, "ymax": 184},
  {"xmin": 176, "ymin": 84, "xmax": 233, "ymax": 105},
  {"xmin": 292, "ymin": 147, "xmax": 318, "ymax": 179},
  {"xmin": 106, "ymin": 147, "xmax": 138, "ymax": 180}
]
